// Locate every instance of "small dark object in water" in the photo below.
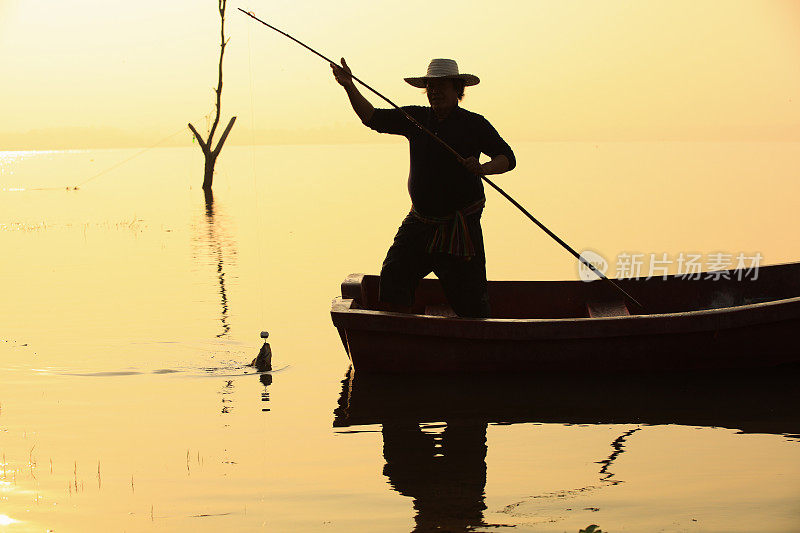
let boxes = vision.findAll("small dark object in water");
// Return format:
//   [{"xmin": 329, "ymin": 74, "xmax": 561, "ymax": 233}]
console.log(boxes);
[
  {"xmin": 250, "ymin": 342, "xmax": 272, "ymax": 372},
  {"xmin": 260, "ymin": 331, "xmax": 269, "ymax": 339}
]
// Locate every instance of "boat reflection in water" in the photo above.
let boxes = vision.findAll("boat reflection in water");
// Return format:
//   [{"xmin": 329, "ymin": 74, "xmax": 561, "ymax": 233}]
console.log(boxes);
[{"xmin": 333, "ymin": 367, "xmax": 800, "ymax": 531}]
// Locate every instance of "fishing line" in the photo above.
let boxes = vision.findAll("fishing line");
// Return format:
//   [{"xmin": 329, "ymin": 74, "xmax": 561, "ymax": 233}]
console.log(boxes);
[
  {"xmin": 7, "ymin": 124, "xmax": 201, "ymax": 192},
  {"xmin": 247, "ymin": 16, "xmax": 267, "ymax": 332},
  {"xmin": 76, "ymin": 124, "xmax": 197, "ymax": 188}
]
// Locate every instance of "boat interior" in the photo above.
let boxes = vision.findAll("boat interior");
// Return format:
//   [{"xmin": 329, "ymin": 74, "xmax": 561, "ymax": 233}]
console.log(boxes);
[{"xmin": 341, "ymin": 262, "xmax": 800, "ymax": 319}]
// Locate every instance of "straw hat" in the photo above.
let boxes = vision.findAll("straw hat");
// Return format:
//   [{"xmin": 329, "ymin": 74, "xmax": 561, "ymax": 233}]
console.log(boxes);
[{"xmin": 404, "ymin": 59, "xmax": 480, "ymax": 88}]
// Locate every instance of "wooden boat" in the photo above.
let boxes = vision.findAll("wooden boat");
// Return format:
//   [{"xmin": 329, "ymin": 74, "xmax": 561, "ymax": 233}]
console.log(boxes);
[{"xmin": 330, "ymin": 261, "xmax": 800, "ymax": 373}]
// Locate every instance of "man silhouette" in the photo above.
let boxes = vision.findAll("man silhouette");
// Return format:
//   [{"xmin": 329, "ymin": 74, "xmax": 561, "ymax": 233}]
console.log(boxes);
[{"xmin": 332, "ymin": 58, "xmax": 515, "ymax": 317}]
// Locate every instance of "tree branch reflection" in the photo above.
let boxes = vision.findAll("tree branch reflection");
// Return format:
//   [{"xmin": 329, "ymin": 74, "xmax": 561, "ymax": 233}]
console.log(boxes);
[{"xmin": 195, "ymin": 189, "xmax": 236, "ymax": 338}]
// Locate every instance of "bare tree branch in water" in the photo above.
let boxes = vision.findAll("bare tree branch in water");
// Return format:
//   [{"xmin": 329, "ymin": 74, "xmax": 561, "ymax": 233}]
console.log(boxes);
[{"xmin": 188, "ymin": 0, "xmax": 237, "ymax": 191}]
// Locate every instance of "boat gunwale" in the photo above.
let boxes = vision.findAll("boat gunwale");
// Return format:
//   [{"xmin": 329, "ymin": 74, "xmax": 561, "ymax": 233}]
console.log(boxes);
[{"xmin": 331, "ymin": 294, "xmax": 800, "ymax": 340}]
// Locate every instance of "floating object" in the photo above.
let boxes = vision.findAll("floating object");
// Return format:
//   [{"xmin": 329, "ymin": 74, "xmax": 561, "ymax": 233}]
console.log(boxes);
[
  {"xmin": 250, "ymin": 331, "xmax": 272, "ymax": 371},
  {"xmin": 330, "ymin": 262, "xmax": 800, "ymax": 373}
]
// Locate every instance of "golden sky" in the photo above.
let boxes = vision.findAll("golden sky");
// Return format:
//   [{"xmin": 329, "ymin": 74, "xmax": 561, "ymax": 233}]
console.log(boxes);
[{"xmin": 2, "ymin": 0, "xmax": 798, "ymax": 149}]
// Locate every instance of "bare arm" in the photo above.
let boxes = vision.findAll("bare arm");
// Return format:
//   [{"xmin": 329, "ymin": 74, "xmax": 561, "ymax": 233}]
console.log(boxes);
[
  {"xmin": 463, "ymin": 154, "xmax": 511, "ymax": 176},
  {"xmin": 481, "ymin": 154, "xmax": 510, "ymax": 175},
  {"xmin": 331, "ymin": 58, "xmax": 374, "ymax": 124}
]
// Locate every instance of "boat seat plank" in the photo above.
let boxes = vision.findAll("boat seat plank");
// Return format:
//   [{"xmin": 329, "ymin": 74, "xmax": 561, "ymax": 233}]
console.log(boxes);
[{"xmin": 587, "ymin": 300, "xmax": 631, "ymax": 318}]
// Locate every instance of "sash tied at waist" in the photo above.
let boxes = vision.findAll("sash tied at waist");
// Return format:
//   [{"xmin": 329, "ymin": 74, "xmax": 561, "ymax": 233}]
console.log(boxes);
[{"xmin": 410, "ymin": 197, "xmax": 486, "ymax": 258}]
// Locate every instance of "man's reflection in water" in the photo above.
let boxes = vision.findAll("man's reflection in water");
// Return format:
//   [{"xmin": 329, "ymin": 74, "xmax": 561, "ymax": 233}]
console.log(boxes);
[{"xmin": 382, "ymin": 420, "xmax": 489, "ymax": 532}]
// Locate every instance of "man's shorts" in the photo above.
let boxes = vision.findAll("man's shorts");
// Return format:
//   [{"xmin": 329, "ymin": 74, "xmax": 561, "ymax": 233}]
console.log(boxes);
[{"xmin": 378, "ymin": 212, "xmax": 491, "ymax": 318}]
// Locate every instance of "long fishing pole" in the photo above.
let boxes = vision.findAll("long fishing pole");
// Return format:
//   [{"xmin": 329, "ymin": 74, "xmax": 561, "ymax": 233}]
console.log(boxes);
[
  {"xmin": 239, "ymin": 8, "xmax": 646, "ymax": 312},
  {"xmin": 237, "ymin": 9, "xmax": 449, "ymax": 157}
]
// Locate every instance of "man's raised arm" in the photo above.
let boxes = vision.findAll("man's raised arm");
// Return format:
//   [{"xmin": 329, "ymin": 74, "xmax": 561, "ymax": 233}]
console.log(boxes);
[{"xmin": 331, "ymin": 58, "xmax": 374, "ymax": 124}]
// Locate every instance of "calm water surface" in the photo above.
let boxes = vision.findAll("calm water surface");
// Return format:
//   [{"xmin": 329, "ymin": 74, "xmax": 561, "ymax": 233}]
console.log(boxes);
[{"xmin": 1, "ymin": 142, "xmax": 799, "ymax": 531}]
